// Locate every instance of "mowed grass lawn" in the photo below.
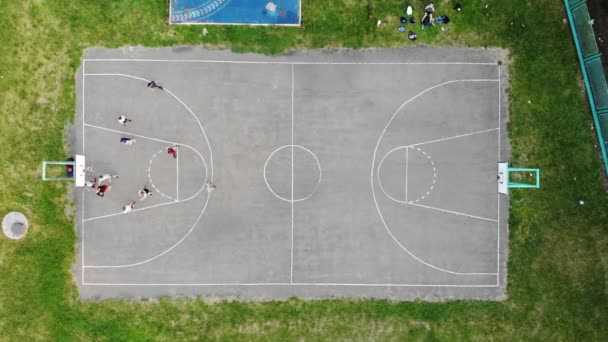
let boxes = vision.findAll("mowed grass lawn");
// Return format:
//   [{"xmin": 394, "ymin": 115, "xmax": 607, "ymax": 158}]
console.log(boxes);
[{"xmin": 0, "ymin": 0, "xmax": 607, "ymax": 340}]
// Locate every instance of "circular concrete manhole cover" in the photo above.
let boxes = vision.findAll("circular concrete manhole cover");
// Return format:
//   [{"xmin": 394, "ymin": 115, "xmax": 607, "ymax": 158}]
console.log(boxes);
[{"xmin": 2, "ymin": 212, "xmax": 29, "ymax": 240}]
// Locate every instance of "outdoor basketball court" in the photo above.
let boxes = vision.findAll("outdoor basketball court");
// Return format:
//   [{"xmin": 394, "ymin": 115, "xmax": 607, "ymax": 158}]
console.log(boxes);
[{"xmin": 73, "ymin": 47, "xmax": 509, "ymax": 300}]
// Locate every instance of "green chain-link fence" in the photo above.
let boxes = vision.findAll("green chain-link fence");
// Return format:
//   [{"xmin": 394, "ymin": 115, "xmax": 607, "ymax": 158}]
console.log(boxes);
[{"xmin": 565, "ymin": 0, "xmax": 608, "ymax": 175}]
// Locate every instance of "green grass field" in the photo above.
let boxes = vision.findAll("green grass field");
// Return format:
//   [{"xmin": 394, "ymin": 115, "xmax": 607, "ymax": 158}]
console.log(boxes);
[{"xmin": 0, "ymin": 0, "xmax": 607, "ymax": 340}]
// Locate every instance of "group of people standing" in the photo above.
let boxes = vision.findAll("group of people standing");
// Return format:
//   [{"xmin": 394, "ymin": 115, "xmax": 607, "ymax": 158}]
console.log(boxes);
[
  {"xmin": 84, "ymin": 173, "xmax": 119, "ymax": 197},
  {"xmin": 84, "ymin": 80, "xmax": 177, "ymax": 213},
  {"xmin": 85, "ymin": 79, "xmax": 215, "ymax": 215}
]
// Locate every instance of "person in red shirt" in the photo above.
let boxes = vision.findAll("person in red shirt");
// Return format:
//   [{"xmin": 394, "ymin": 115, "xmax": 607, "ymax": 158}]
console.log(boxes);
[
  {"xmin": 96, "ymin": 184, "xmax": 110, "ymax": 197},
  {"xmin": 168, "ymin": 146, "xmax": 177, "ymax": 159}
]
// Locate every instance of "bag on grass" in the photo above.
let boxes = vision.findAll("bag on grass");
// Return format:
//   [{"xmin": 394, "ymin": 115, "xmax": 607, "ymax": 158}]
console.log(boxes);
[{"xmin": 408, "ymin": 31, "xmax": 417, "ymax": 41}]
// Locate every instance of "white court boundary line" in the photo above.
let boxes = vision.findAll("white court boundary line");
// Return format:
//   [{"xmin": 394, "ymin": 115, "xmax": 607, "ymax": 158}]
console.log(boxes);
[
  {"xmin": 405, "ymin": 147, "xmax": 408, "ymax": 202},
  {"xmin": 371, "ymin": 79, "xmax": 500, "ymax": 276},
  {"xmin": 497, "ymin": 66, "xmax": 502, "ymax": 286},
  {"xmin": 82, "ymin": 73, "xmax": 213, "ymax": 270},
  {"xmin": 176, "ymin": 146, "xmax": 179, "ymax": 201},
  {"xmin": 84, "ymin": 59, "xmax": 497, "ymax": 66},
  {"xmin": 81, "ymin": 61, "xmax": 86, "ymax": 285},
  {"xmin": 80, "ymin": 63, "xmax": 502, "ymax": 287},
  {"xmin": 83, "ymin": 282, "xmax": 499, "ymax": 287},
  {"xmin": 290, "ymin": 64, "xmax": 295, "ymax": 284}
]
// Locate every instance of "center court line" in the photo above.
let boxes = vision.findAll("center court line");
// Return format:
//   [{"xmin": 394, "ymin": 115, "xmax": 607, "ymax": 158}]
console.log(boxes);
[
  {"xmin": 84, "ymin": 59, "xmax": 498, "ymax": 66},
  {"xmin": 407, "ymin": 203, "xmax": 498, "ymax": 223}
]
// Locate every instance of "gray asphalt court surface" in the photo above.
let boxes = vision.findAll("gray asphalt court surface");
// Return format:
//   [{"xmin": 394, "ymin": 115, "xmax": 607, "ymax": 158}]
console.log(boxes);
[{"xmin": 73, "ymin": 46, "xmax": 510, "ymax": 300}]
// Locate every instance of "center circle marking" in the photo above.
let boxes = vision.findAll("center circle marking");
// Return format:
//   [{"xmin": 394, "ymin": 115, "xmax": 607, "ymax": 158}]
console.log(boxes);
[{"xmin": 263, "ymin": 144, "xmax": 322, "ymax": 203}]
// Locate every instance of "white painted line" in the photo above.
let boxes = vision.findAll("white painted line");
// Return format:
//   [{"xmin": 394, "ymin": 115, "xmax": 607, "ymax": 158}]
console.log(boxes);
[
  {"xmin": 84, "ymin": 73, "xmax": 214, "ymax": 181},
  {"xmin": 84, "ymin": 123, "xmax": 178, "ymax": 145},
  {"xmin": 85, "ymin": 73, "xmax": 150, "ymax": 81},
  {"xmin": 81, "ymin": 61, "xmax": 86, "ymax": 285},
  {"xmin": 377, "ymin": 146, "xmax": 436, "ymax": 204},
  {"xmin": 263, "ymin": 145, "xmax": 322, "ymax": 202},
  {"xmin": 83, "ymin": 125, "xmax": 208, "ymax": 204},
  {"xmin": 408, "ymin": 203, "xmax": 498, "ymax": 223},
  {"xmin": 82, "ymin": 62, "xmax": 86, "ymax": 154},
  {"xmin": 176, "ymin": 146, "xmax": 179, "ymax": 201},
  {"xmin": 80, "ymin": 65, "xmax": 501, "ymax": 285},
  {"xmin": 84, "ymin": 59, "xmax": 498, "ymax": 66},
  {"xmin": 82, "ymin": 127, "xmax": 208, "ymax": 220},
  {"xmin": 163, "ymin": 86, "xmax": 214, "ymax": 181},
  {"xmin": 411, "ymin": 147, "xmax": 436, "ymax": 203},
  {"xmin": 497, "ymin": 66, "xmax": 501, "ymax": 286},
  {"xmin": 83, "ymin": 200, "xmax": 181, "ymax": 222},
  {"xmin": 81, "ymin": 189, "xmax": 85, "ymax": 284},
  {"xmin": 82, "ymin": 282, "xmax": 499, "ymax": 287},
  {"xmin": 148, "ymin": 149, "xmax": 177, "ymax": 201},
  {"xmin": 408, "ymin": 128, "xmax": 500, "ymax": 148},
  {"xmin": 291, "ymin": 64, "xmax": 295, "ymax": 284},
  {"xmin": 84, "ymin": 190, "xmax": 211, "ymax": 268},
  {"xmin": 81, "ymin": 72, "xmax": 213, "ymax": 270},
  {"xmin": 405, "ymin": 147, "xmax": 408, "ymax": 203},
  {"xmin": 371, "ymin": 79, "xmax": 501, "ymax": 276}
]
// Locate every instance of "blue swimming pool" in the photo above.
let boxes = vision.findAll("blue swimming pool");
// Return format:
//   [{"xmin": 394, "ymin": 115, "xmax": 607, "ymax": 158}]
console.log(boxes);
[{"xmin": 170, "ymin": 0, "xmax": 301, "ymax": 25}]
